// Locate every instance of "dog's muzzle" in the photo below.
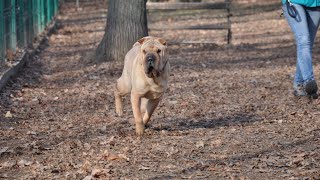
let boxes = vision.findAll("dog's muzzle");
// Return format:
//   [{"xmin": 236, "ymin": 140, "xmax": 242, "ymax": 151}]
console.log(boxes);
[
  {"xmin": 145, "ymin": 54, "xmax": 159, "ymax": 78},
  {"xmin": 147, "ymin": 56, "xmax": 154, "ymax": 68}
]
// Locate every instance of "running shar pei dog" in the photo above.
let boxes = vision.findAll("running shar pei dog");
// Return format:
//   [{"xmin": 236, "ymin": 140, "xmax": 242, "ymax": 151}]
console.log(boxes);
[{"xmin": 114, "ymin": 36, "xmax": 170, "ymax": 136}]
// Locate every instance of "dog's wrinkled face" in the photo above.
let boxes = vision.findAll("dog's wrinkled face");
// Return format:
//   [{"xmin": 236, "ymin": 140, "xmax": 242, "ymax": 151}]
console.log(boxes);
[{"xmin": 138, "ymin": 37, "xmax": 167, "ymax": 78}]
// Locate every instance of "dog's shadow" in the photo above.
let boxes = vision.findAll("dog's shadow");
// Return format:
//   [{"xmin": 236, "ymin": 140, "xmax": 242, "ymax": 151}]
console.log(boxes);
[{"xmin": 150, "ymin": 113, "xmax": 261, "ymax": 132}]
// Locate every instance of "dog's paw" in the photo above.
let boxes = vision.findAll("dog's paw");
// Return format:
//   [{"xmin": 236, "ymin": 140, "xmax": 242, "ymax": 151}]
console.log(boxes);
[
  {"xmin": 135, "ymin": 124, "xmax": 145, "ymax": 136},
  {"xmin": 115, "ymin": 108, "xmax": 123, "ymax": 117}
]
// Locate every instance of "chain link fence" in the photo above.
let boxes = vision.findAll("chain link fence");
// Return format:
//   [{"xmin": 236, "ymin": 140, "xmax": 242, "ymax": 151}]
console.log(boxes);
[{"xmin": 0, "ymin": 0, "xmax": 59, "ymax": 62}]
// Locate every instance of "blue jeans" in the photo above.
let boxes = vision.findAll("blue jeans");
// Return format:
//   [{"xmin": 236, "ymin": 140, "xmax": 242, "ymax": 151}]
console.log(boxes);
[{"xmin": 283, "ymin": 3, "xmax": 320, "ymax": 87}]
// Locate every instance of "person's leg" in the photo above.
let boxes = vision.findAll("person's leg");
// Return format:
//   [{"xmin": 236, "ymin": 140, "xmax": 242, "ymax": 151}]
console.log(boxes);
[
  {"xmin": 283, "ymin": 3, "xmax": 316, "ymax": 96},
  {"xmin": 306, "ymin": 7, "xmax": 320, "ymax": 47},
  {"xmin": 304, "ymin": 7, "xmax": 320, "ymax": 96}
]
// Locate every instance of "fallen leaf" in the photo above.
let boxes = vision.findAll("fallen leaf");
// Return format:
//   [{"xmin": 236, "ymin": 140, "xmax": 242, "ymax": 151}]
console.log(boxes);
[
  {"xmin": 103, "ymin": 152, "xmax": 129, "ymax": 162},
  {"xmin": 107, "ymin": 136, "xmax": 115, "ymax": 145},
  {"xmin": 6, "ymin": 49, "xmax": 14, "ymax": 62},
  {"xmin": 99, "ymin": 125, "xmax": 107, "ymax": 133},
  {"xmin": 1, "ymin": 161, "xmax": 16, "ymax": 168},
  {"xmin": 91, "ymin": 168, "xmax": 107, "ymax": 178},
  {"xmin": 84, "ymin": 143, "xmax": 91, "ymax": 150},
  {"xmin": 5, "ymin": 111, "xmax": 13, "ymax": 118},
  {"xmin": 0, "ymin": 147, "xmax": 9, "ymax": 155},
  {"xmin": 17, "ymin": 159, "xmax": 33, "ymax": 167},
  {"xmin": 27, "ymin": 131, "xmax": 37, "ymax": 135},
  {"xmin": 0, "ymin": 173, "xmax": 8, "ymax": 178},
  {"xmin": 106, "ymin": 154, "xmax": 118, "ymax": 161},
  {"xmin": 83, "ymin": 175, "xmax": 92, "ymax": 180},
  {"xmin": 166, "ymin": 147, "xmax": 179, "ymax": 157},
  {"xmin": 139, "ymin": 166, "xmax": 150, "ymax": 170},
  {"xmin": 211, "ymin": 139, "xmax": 222, "ymax": 147},
  {"xmin": 118, "ymin": 154, "xmax": 130, "ymax": 161},
  {"xmin": 196, "ymin": 141, "xmax": 205, "ymax": 148},
  {"xmin": 81, "ymin": 160, "xmax": 92, "ymax": 173}
]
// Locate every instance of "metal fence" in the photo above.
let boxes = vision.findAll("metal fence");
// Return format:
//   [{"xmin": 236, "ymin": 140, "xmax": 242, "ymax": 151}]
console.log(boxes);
[{"xmin": 0, "ymin": 0, "xmax": 59, "ymax": 62}]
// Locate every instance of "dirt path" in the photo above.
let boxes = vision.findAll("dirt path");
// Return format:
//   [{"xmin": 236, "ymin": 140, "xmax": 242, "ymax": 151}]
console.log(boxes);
[{"xmin": 1, "ymin": 0, "xmax": 320, "ymax": 179}]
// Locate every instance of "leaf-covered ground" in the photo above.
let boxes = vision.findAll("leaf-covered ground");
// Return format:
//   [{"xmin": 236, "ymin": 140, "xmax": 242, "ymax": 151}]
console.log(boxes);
[{"xmin": 1, "ymin": 0, "xmax": 320, "ymax": 179}]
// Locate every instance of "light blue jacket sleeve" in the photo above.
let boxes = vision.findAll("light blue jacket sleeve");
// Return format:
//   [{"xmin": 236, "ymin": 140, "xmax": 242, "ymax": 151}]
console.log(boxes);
[{"xmin": 282, "ymin": 0, "xmax": 320, "ymax": 7}]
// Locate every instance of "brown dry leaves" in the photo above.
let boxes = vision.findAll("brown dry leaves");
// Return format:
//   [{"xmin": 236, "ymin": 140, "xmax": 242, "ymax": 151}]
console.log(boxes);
[{"xmin": 1, "ymin": 0, "xmax": 320, "ymax": 179}]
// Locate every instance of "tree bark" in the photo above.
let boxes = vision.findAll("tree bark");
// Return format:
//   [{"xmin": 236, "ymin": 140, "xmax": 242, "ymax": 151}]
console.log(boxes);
[{"xmin": 95, "ymin": 0, "xmax": 148, "ymax": 62}]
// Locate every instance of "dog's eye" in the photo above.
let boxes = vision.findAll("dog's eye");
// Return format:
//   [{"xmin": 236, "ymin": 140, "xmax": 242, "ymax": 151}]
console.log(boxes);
[
  {"xmin": 157, "ymin": 49, "xmax": 161, "ymax": 54},
  {"xmin": 143, "ymin": 49, "xmax": 146, "ymax": 54}
]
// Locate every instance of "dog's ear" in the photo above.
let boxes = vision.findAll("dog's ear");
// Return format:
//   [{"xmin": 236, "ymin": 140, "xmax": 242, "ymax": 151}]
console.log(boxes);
[
  {"xmin": 137, "ymin": 37, "xmax": 150, "ymax": 45},
  {"xmin": 157, "ymin": 38, "xmax": 167, "ymax": 46},
  {"xmin": 137, "ymin": 37, "xmax": 145, "ymax": 44}
]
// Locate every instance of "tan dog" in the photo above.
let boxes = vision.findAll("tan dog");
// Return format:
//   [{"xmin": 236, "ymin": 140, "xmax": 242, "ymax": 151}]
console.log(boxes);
[{"xmin": 114, "ymin": 36, "xmax": 170, "ymax": 136}]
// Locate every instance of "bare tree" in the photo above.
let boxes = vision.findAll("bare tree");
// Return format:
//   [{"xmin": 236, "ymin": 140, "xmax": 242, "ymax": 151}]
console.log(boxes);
[{"xmin": 95, "ymin": 0, "xmax": 148, "ymax": 62}]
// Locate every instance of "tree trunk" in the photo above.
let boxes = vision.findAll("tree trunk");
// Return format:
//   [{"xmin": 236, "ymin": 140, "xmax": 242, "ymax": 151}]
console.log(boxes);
[{"xmin": 95, "ymin": 0, "xmax": 148, "ymax": 62}]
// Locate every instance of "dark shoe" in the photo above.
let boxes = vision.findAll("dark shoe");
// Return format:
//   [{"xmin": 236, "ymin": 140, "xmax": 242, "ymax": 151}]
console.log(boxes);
[{"xmin": 304, "ymin": 80, "xmax": 318, "ymax": 99}]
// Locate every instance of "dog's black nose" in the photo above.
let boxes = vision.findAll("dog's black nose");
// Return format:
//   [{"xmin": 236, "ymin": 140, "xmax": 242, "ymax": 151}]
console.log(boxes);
[
  {"xmin": 146, "ymin": 54, "xmax": 155, "ymax": 66},
  {"xmin": 148, "ymin": 61, "xmax": 153, "ymax": 67}
]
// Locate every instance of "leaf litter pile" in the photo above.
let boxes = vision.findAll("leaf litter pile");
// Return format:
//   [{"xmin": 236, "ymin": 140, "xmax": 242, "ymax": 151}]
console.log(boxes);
[{"xmin": 1, "ymin": 0, "xmax": 320, "ymax": 179}]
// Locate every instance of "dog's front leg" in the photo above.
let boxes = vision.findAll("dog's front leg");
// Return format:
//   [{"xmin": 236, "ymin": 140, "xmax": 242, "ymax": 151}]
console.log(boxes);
[{"xmin": 131, "ymin": 92, "xmax": 144, "ymax": 136}]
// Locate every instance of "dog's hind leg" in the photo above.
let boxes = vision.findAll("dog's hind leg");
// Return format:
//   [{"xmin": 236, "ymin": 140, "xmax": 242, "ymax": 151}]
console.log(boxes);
[
  {"xmin": 142, "ymin": 98, "xmax": 161, "ymax": 126},
  {"xmin": 114, "ymin": 77, "xmax": 131, "ymax": 116},
  {"xmin": 140, "ymin": 98, "xmax": 148, "ymax": 117}
]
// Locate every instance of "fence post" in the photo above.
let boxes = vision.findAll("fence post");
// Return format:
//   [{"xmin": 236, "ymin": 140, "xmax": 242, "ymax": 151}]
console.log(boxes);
[
  {"xmin": 226, "ymin": 0, "xmax": 232, "ymax": 45},
  {"xmin": 0, "ymin": 1, "xmax": 5, "ymax": 60},
  {"xmin": 43, "ymin": 1, "xmax": 46, "ymax": 29},
  {"xmin": 26, "ymin": 0, "xmax": 33, "ymax": 46},
  {"xmin": 37, "ymin": 0, "xmax": 41, "ymax": 34},
  {"xmin": 17, "ymin": 0, "xmax": 26, "ymax": 48},
  {"xmin": 53, "ymin": 0, "xmax": 59, "ymax": 16},
  {"xmin": 45, "ymin": 0, "xmax": 50, "ymax": 25},
  {"xmin": 38, "ymin": 0, "xmax": 41, "ymax": 32},
  {"xmin": 32, "ymin": 0, "xmax": 37, "ymax": 35},
  {"xmin": 7, "ymin": 0, "xmax": 17, "ymax": 52},
  {"xmin": 32, "ymin": 0, "xmax": 41, "ymax": 35},
  {"xmin": 40, "ymin": 0, "xmax": 44, "ymax": 32},
  {"xmin": 76, "ymin": 0, "xmax": 79, "ymax": 10},
  {"xmin": 51, "ymin": 0, "xmax": 57, "ymax": 17},
  {"xmin": 50, "ymin": 0, "xmax": 56, "ymax": 19},
  {"xmin": 48, "ymin": 0, "xmax": 52, "ymax": 21}
]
